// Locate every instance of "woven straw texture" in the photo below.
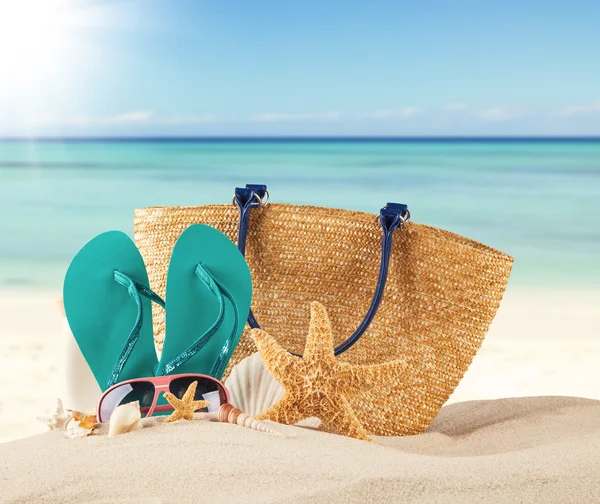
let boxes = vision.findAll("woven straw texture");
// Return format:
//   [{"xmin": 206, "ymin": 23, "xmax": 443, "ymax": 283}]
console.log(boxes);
[{"xmin": 133, "ymin": 203, "xmax": 513, "ymax": 436}]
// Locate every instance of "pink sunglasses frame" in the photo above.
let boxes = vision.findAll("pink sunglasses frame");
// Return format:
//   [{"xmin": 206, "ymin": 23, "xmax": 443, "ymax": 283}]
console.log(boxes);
[{"xmin": 96, "ymin": 373, "xmax": 231, "ymax": 422}]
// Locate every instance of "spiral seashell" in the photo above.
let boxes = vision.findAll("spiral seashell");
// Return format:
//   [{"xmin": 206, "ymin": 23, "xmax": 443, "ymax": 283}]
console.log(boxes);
[
  {"xmin": 108, "ymin": 401, "xmax": 142, "ymax": 437},
  {"xmin": 218, "ymin": 404, "xmax": 281, "ymax": 435}
]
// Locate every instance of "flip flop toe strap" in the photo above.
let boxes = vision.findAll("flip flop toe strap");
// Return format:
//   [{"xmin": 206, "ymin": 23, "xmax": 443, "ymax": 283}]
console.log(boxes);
[
  {"xmin": 208, "ymin": 279, "xmax": 239, "ymax": 379},
  {"xmin": 156, "ymin": 263, "xmax": 239, "ymax": 378},
  {"xmin": 108, "ymin": 270, "xmax": 166, "ymax": 389}
]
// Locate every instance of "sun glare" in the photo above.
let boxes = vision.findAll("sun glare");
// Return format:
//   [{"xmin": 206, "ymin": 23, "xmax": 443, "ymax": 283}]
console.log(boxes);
[{"xmin": 0, "ymin": 0, "xmax": 74, "ymax": 84}]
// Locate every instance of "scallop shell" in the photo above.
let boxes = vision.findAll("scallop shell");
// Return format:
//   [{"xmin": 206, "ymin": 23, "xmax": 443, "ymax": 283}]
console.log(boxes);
[
  {"xmin": 107, "ymin": 401, "xmax": 142, "ymax": 437},
  {"xmin": 224, "ymin": 352, "xmax": 283, "ymax": 417}
]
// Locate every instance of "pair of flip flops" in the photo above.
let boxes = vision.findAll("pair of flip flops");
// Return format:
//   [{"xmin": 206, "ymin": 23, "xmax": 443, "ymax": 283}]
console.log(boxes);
[{"xmin": 63, "ymin": 225, "xmax": 252, "ymax": 392}]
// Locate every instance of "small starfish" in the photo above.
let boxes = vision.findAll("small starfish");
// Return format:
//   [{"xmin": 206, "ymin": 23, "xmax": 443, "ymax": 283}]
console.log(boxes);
[
  {"xmin": 37, "ymin": 398, "xmax": 74, "ymax": 432},
  {"xmin": 163, "ymin": 381, "xmax": 210, "ymax": 422},
  {"xmin": 252, "ymin": 302, "xmax": 408, "ymax": 442}
]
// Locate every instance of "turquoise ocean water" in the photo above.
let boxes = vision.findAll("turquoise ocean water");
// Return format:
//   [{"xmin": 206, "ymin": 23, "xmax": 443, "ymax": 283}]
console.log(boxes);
[{"xmin": 0, "ymin": 139, "xmax": 599, "ymax": 290}]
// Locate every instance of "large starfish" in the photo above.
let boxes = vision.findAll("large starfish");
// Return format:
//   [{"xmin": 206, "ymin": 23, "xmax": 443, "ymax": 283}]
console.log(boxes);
[
  {"xmin": 163, "ymin": 381, "xmax": 210, "ymax": 422},
  {"xmin": 252, "ymin": 302, "xmax": 408, "ymax": 441}
]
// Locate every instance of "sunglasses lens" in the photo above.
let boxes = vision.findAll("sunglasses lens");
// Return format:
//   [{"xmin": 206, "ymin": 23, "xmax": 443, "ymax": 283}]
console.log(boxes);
[
  {"xmin": 169, "ymin": 377, "xmax": 228, "ymax": 413},
  {"xmin": 99, "ymin": 381, "xmax": 155, "ymax": 422}
]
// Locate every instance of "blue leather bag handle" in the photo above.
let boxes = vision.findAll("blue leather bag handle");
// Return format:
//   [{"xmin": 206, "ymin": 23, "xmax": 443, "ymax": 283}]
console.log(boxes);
[{"xmin": 233, "ymin": 184, "xmax": 409, "ymax": 357}]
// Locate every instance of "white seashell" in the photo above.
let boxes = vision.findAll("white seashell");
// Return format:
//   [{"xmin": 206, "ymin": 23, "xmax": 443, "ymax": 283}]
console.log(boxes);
[
  {"xmin": 37, "ymin": 398, "xmax": 74, "ymax": 432},
  {"xmin": 218, "ymin": 404, "xmax": 282, "ymax": 435},
  {"xmin": 107, "ymin": 401, "xmax": 142, "ymax": 437},
  {"xmin": 224, "ymin": 352, "xmax": 283, "ymax": 417},
  {"xmin": 64, "ymin": 425, "xmax": 94, "ymax": 439}
]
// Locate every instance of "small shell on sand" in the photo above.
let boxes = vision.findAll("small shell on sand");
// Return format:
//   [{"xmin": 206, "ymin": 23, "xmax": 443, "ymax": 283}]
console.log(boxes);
[
  {"xmin": 218, "ymin": 404, "xmax": 282, "ymax": 435},
  {"xmin": 225, "ymin": 353, "xmax": 321, "ymax": 430},
  {"xmin": 64, "ymin": 425, "xmax": 94, "ymax": 439},
  {"xmin": 63, "ymin": 413, "xmax": 97, "ymax": 439},
  {"xmin": 37, "ymin": 398, "xmax": 73, "ymax": 432},
  {"xmin": 107, "ymin": 401, "xmax": 142, "ymax": 437},
  {"xmin": 224, "ymin": 352, "xmax": 284, "ymax": 416}
]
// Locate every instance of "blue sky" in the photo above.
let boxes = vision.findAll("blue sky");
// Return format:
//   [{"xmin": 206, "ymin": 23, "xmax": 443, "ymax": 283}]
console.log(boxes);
[{"xmin": 0, "ymin": 0, "xmax": 599, "ymax": 136}]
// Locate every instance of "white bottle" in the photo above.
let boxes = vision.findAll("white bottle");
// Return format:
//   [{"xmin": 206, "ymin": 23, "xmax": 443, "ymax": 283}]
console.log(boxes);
[{"xmin": 58, "ymin": 300, "xmax": 102, "ymax": 413}]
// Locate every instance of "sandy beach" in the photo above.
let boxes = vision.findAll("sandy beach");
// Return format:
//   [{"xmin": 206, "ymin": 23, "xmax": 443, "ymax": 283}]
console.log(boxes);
[
  {"xmin": 1, "ymin": 396, "xmax": 599, "ymax": 503},
  {"xmin": 1, "ymin": 284, "xmax": 598, "ymax": 444},
  {"xmin": 1, "ymin": 285, "xmax": 599, "ymax": 502}
]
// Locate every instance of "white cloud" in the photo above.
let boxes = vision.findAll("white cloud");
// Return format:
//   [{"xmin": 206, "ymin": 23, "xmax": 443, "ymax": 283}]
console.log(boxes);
[
  {"xmin": 26, "ymin": 111, "xmax": 223, "ymax": 126},
  {"xmin": 254, "ymin": 113, "xmax": 313, "ymax": 122},
  {"xmin": 253, "ymin": 111, "xmax": 341, "ymax": 122},
  {"xmin": 11, "ymin": 103, "xmax": 600, "ymax": 136},
  {"xmin": 29, "ymin": 110, "xmax": 154, "ymax": 125},
  {"xmin": 319, "ymin": 111, "xmax": 342, "ymax": 121},
  {"xmin": 111, "ymin": 111, "xmax": 153, "ymax": 123},
  {"xmin": 373, "ymin": 107, "xmax": 420, "ymax": 119},
  {"xmin": 161, "ymin": 114, "xmax": 217, "ymax": 124},
  {"xmin": 478, "ymin": 107, "xmax": 526, "ymax": 121},
  {"xmin": 557, "ymin": 103, "xmax": 600, "ymax": 117},
  {"xmin": 443, "ymin": 103, "xmax": 468, "ymax": 112}
]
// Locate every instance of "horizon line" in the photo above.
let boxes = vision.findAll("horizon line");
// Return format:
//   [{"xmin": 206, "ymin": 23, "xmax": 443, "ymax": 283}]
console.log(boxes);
[{"xmin": 1, "ymin": 135, "xmax": 600, "ymax": 142}]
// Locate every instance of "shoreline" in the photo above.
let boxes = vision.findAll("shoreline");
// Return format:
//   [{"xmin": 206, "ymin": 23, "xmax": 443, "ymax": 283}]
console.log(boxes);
[{"xmin": 1, "ymin": 285, "xmax": 598, "ymax": 444}]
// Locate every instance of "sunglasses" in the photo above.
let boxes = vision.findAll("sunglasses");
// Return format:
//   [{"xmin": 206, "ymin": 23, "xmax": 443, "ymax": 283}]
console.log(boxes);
[{"xmin": 97, "ymin": 373, "xmax": 230, "ymax": 423}]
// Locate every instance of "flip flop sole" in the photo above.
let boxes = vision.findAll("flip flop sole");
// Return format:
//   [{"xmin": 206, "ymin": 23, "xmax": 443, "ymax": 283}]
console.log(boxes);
[
  {"xmin": 159, "ymin": 224, "xmax": 252, "ymax": 378},
  {"xmin": 63, "ymin": 231, "xmax": 159, "ymax": 391}
]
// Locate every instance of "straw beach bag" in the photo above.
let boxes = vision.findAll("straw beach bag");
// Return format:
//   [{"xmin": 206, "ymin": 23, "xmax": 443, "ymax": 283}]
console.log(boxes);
[{"xmin": 134, "ymin": 184, "xmax": 513, "ymax": 436}]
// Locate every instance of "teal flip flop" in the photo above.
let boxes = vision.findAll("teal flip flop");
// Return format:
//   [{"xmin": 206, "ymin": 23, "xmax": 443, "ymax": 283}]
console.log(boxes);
[
  {"xmin": 155, "ymin": 224, "xmax": 252, "ymax": 379},
  {"xmin": 63, "ymin": 231, "xmax": 164, "ymax": 392}
]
